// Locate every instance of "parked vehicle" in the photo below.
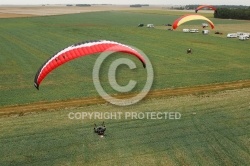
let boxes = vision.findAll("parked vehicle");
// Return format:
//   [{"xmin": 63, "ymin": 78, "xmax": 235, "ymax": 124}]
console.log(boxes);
[{"xmin": 227, "ymin": 33, "xmax": 237, "ymax": 38}]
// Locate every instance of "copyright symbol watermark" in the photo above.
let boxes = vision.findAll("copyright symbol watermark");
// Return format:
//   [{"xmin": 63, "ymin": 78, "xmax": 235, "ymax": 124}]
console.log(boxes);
[{"xmin": 92, "ymin": 45, "xmax": 154, "ymax": 106}]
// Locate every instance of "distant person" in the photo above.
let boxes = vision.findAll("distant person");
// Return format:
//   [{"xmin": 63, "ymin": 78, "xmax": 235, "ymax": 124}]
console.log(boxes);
[{"xmin": 187, "ymin": 48, "xmax": 192, "ymax": 54}]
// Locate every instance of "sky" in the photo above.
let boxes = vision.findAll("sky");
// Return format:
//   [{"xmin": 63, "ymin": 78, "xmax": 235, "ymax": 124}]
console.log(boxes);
[{"xmin": 0, "ymin": 0, "xmax": 250, "ymax": 6}]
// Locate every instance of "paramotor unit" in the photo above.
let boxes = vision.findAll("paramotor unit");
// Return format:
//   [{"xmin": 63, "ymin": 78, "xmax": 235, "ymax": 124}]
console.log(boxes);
[
  {"xmin": 34, "ymin": 40, "xmax": 146, "ymax": 90},
  {"xmin": 94, "ymin": 122, "xmax": 106, "ymax": 136}
]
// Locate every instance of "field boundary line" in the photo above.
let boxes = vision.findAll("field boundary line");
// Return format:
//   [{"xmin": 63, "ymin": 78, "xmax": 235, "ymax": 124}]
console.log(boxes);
[{"xmin": 0, "ymin": 80, "xmax": 250, "ymax": 116}]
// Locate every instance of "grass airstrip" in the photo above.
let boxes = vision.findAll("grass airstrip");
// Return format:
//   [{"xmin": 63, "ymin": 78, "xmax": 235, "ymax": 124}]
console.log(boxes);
[{"xmin": 0, "ymin": 7, "xmax": 249, "ymax": 165}]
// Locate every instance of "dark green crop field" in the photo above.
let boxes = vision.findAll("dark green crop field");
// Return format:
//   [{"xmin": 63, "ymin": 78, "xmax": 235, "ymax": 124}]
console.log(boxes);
[{"xmin": 0, "ymin": 11, "xmax": 249, "ymax": 106}]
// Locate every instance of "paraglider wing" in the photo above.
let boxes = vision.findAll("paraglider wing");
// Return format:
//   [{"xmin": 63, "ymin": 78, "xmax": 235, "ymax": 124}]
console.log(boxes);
[
  {"xmin": 195, "ymin": 5, "xmax": 216, "ymax": 13},
  {"xmin": 34, "ymin": 40, "xmax": 146, "ymax": 90},
  {"xmin": 172, "ymin": 14, "xmax": 215, "ymax": 30}
]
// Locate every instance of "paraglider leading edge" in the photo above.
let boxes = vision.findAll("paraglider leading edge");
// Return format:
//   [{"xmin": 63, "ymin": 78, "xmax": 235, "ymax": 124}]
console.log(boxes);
[{"xmin": 33, "ymin": 40, "xmax": 147, "ymax": 90}]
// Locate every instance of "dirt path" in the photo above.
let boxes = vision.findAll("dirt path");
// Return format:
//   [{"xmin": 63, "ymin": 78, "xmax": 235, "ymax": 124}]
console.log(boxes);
[{"xmin": 1, "ymin": 80, "xmax": 250, "ymax": 116}]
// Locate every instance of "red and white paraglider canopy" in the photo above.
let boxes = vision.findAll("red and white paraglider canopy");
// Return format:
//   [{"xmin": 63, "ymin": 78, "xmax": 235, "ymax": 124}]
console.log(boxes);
[{"xmin": 34, "ymin": 40, "xmax": 146, "ymax": 90}]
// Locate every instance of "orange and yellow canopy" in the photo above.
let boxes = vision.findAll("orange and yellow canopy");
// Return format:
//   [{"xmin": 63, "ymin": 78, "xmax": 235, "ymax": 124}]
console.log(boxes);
[{"xmin": 172, "ymin": 14, "xmax": 215, "ymax": 29}]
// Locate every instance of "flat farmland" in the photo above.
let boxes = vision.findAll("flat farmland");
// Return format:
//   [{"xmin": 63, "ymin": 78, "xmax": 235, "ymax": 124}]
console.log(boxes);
[
  {"xmin": 0, "ymin": 6, "xmax": 249, "ymax": 166},
  {"xmin": 0, "ymin": 9, "xmax": 249, "ymax": 107},
  {"xmin": 0, "ymin": 88, "xmax": 249, "ymax": 165}
]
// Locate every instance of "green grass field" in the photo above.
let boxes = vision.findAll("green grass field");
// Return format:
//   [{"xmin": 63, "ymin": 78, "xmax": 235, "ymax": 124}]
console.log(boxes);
[
  {"xmin": 0, "ymin": 9, "xmax": 250, "ymax": 165},
  {"xmin": 0, "ymin": 11, "xmax": 249, "ymax": 106},
  {"xmin": 0, "ymin": 89, "xmax": 249, "ymax": 165}
]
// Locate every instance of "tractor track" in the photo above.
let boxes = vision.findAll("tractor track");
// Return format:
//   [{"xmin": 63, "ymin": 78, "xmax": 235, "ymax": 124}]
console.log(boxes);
[{"xmin": 1, "ymin": 80, "xmax": 250, "ymax": 117}]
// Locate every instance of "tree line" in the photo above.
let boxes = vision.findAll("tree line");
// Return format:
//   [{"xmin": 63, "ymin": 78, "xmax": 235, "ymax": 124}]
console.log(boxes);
[
  {"xmin": 214, "ymin": 8, "xmax": 250, "ymax": 20},
  {"xmin": 185, "ymin": 5, "xmax": 249, "ymax": 10},
  {"xmin": 184, "ymin": 5, "xmax": 250, "ymax": 20}
]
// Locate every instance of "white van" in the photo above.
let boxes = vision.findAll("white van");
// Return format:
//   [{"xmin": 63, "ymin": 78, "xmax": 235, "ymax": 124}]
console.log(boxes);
[
  {"xmin": 237, "ymin": 32, "xmax": 244, "ymax": 37},
  {"xmin": 202, "ymin": 23, "xmax": 208, "ymax": 27},
  {"xmin": 147, "ymin": 24, "xmax": 154, "ymax": 28},
  {"xmin": 227, "ymin": 33, "xmax": 237, "ymax": 38},
  {"xmin": 237, "ymin": 32, "xmax": 250, "ymax": 37},
  {"xmin": 202, "ymin": 30, "xmax": 209, "ymax": 35},
  {"xmin": 239, "ymin": 35, "xmax": 249, "ymax": 40},
  {"xmin": 242, "ymin": 33, "xmax": 250, "ymax": 37},
  {"xmin": 189, "ymin": 29, "xmax": 199, "ymax": 33}
]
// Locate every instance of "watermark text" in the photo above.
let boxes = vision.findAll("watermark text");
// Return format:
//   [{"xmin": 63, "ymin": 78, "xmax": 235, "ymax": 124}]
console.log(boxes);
[{"xmin": 68, "ymin": 111, "xmax": 181, "ymax": 120}]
